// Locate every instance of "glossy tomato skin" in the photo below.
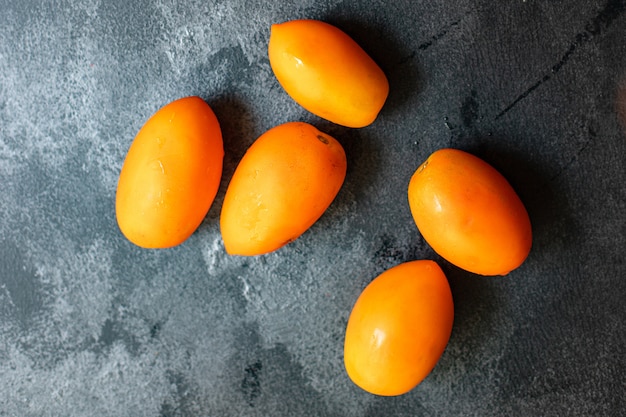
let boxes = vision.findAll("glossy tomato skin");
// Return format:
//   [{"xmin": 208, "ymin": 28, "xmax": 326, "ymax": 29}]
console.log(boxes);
[
  {"xmin": 268, "ymin": 19, "xmax": 389, "ymax": 128},
  {"xmin": 344, "ymin": 260, "xmax": 454, "ymax": 396},
  {"xmin": 116, "ymin": 96, "xmax": 224, "ymax": 248},
  {"xmin": 408, "ymin": 148, "xmax": 532, "ymax": 276},
  {"xmin": 220, "ymin": 121, "xmax": 347, "ymax": 256}
]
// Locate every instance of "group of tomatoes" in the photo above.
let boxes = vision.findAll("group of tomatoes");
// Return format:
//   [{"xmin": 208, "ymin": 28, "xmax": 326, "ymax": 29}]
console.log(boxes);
[{"xmin": 115, "ymin": 19, "xmax": 532, "ymax": 397}]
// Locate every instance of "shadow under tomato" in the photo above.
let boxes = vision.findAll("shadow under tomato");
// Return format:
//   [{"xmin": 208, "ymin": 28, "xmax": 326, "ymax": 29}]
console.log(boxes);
[
  {"xmin": 411, "ymin": 141, "xmax": 576, "ymax": 385},
  {"xmin": 363, "ymin": 391, "xmax": 431, "ymax": 416},
  {"xmin": 318, "ymin": 10, "xmax": 423, "ymax": 120},
  {"xmin": 302, "ymin": 14, "xmax": 422, "ymax": 231},
  {"xmin": 437, "ymin": 261, "xmax": 502, "ymax": 352},
  {"xmin": 200, "ymin": 94, "xmax": 260, "ymax": 223},
  {"xmin": 462, "ymin": 140, "xmax": 577, "ymax": 258},
  {"xmin": 307, "ymin": 120, "xmax": 386, "ymax": 229}
]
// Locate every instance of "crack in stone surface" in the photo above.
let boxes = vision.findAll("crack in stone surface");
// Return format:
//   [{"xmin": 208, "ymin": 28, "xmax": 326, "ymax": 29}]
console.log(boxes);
[
  {"xmin": 417, "ymin": 18, "xmax": 463, "ymax": 51},
  {"xmin": 496, "ymin": 0, "xmax": 625, "ymax": 120}
]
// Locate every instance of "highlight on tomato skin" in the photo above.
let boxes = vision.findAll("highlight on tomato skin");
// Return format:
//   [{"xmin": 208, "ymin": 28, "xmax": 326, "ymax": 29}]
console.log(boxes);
[
  {"xmin": 407, "ymin": 148, "xmax": 532, "ymax": 276},
  {"xmin": 268, "ymin": 19, "xmax": 389, "ymax": 128},
  {"xmin": 220, "ymin": 121, "xmax": 347, "ymax": 256},
  {"xmin": 115, "ymin": 96, "xmax": 224, "ymax": 249},
  {"xmin": 343, "ymin": 260, "xmax": 454, "ymax": 396}
]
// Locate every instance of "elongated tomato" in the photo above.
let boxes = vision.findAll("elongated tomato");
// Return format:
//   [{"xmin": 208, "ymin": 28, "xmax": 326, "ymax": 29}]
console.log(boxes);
[
  {"xmin": 116, "ymin": 96, "xmax": 224, "ymax": 248},
  {"xmin": 268, "ymin": 19, "xmax": 389, "ymax": 128},
  {"xmin": 408, "ymin": 148, "xmax": 532, "ymax": 275},
  {"xmin": 344, "ymin": 260, "xmax": 454, "ymax": 396},
  {"xmin": 220, "ymin": 122, "xmax": 347, "ymax": 256}
]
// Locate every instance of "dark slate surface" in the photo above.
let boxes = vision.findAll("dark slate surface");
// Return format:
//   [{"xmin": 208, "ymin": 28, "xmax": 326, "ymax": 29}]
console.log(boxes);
[{"xmin": 1, "ymin": 0, "xmax": 625, "ymax": 416}]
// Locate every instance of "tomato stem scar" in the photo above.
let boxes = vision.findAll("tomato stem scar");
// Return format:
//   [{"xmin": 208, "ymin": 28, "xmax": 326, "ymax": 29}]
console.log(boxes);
[{"xmin": 316, "ymin": 134, "xmax": 330, "ymax": 144}]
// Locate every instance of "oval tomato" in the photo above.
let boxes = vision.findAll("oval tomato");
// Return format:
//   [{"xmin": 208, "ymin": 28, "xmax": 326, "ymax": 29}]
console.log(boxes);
[
  {"xmin": 344, "ymin": 260, "xmax": 454, "ymax": 396},
  {"xmin": 268, "ymin": 19, "xmax": 389, "ymax": 128},
  {"xmin": 220, "ymin": 121, "xmax": 347, "ymax": 256},
  {"xmin": 116, "ymin": 96, "xmax": 224, "ymax": 248},
  {"xmin": 408, "ymin": 148, "xmax": 532, "ymax": 275}
]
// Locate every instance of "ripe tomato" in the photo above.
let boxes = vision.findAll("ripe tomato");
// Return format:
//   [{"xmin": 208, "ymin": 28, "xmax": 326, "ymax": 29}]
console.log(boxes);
[
  {"xmin": 408, "ymin": 148, "xmax": 532, "ymax": 275},
  {"xmin": 268, "ymin": 19, "xmax": 389, "ymax": 128},
  {"xmin": 116, "ymin": 96, "xmax": 224, "ymax": 248},
  {"xmin": 344, "ymin": 260, "xmax": 454, "ymax": 396},
  {"xmin": 220, "ymin": 121, "xmax": 347, "ymax": 256}
]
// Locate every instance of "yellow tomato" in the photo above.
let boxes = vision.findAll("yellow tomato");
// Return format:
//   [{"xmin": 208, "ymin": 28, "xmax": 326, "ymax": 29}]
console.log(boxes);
[
  {"xmin": 344, "ymin": 260, "xmax": 454, "ymax": 396},
  {"xmin": 116, "ymin": 96, "xmax": 224, "ymax": 248},
  {"xmin": 408, "ymin": 148, "xmax": 532, "ymax": 275},
  {"xmin": 268, "ymin": 19, "xmax": 389, "ymax": 128},
  {"xmin": 220, "ymin": 121, "xmax": 347, "ymax": 256}
]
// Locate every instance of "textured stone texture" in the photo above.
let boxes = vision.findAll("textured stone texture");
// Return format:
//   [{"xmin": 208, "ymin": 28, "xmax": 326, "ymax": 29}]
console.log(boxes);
[{"xmin": 1, "ymin": 0, "xmax": 625, "ymax": 416}]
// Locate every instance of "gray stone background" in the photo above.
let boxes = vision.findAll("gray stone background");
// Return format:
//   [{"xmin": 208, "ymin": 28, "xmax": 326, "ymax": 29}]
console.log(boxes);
[{"xmin": 1, "ymin": 0, "xmax": 625, "ymax": 416}]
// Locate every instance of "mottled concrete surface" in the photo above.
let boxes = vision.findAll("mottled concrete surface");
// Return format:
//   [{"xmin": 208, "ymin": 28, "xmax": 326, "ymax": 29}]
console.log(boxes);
[{"xmin": 1, "ymin": 0, "xmax": 625, "ymax": 416}]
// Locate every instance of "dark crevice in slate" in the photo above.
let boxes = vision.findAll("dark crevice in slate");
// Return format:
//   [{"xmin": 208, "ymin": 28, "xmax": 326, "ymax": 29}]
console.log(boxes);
[
  {"xmin": 496, "ymin": 0, "xmax": 625, "ymax": 119},
  {"xmin": 417, "ymin": 17, "xmax": 463, "ymax": 51}
]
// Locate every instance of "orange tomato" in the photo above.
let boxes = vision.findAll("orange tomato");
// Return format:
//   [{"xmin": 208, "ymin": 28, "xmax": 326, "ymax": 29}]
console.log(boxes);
[
  {"xmin": 220, "ymin": 121, "xmax": 346, "ymax": 256},
  {"xmin": 344, "ymin": 260, "xmax": 454, "ymax": 396},
  {"xmin": 408, "ymin": 148, "xmax": 532, "ymax": 276},
  {"xmin": 268, "ymin": 19, "xmax": 389, "ymax": 128},
  {"xmin": 116, "ymin": 96, "xmax": 224, "ymax": 248}
]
